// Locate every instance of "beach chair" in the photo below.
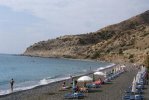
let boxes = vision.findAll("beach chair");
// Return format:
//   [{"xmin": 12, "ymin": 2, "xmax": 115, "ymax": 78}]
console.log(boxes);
[
  {"xmin": 137, "ymin": 80, "xmax": 145, "ymax": 85},
  {"xmin": 122, "ymin": 94, "xmax": 131, "ymax": 100},
  {"xmin": 136, "ymin": 85, "xmax": 144, "ymax": 90},
  {"xmin": 134, "ymin": 95, "xmax": 144, "ymax": 100},
  {"xmin": 125, "ymin": 86, "xmax": 143, "ymax": 95},
  {"xmin": 125, "ymin": 89, "xmax": 131, "ymax": 94},
  {"xmin": 123, "ymin": 94, "xmax": 144, "ymax": 100},
  {"xmin": 86, "ymin": 83, "xmax": 101, "ymax": 88},
  {"xmin": 64, "ymin": 92, "xmax": 84, "ymax": 99},
  {"xmin": 103, "ymin": 78, "xmax": 112, "ymax": 84}
]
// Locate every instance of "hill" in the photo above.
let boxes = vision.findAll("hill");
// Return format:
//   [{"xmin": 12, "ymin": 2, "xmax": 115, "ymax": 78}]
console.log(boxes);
[{"xmin": 24, "ymin": 10, "xmax": 149, "ymax": 64}]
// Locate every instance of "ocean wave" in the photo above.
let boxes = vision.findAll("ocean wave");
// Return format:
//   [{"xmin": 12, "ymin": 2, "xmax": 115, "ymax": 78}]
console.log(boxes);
[
  {"xmin": 0, "ymin": 76, "xmax": 71, "ymax": 96},
  {"xmin": 0, "ymin": 84, "xmax": 39, "ymax": 96},
  {"xmin": 96, "ymin": 63, "xmax": 116, "ymax": 71}
]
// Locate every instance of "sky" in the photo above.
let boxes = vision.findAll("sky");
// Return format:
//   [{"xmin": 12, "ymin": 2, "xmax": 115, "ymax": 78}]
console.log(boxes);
[{"xmin": 0, "ymin": 0, "xmax": 149, "ymax": 54}]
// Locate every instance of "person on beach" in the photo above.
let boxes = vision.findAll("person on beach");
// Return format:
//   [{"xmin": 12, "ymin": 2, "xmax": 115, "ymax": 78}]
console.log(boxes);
[
  {"xmin": 10, "ymin": 78, "xmax": 14, "ymax": 92},
  {"xmin": 62, "ymin": 81, "xmax": 66, "ymax": 88},
  {"xmin": 74, "ymin": 80, "xmax": 79, "ymax": 92},
  {"xmin": 60, "ymin": 81, "xmax": 71, "ymax": 90},
  {"xmin": 70, "ymin": 75, "xmax": 73, "ymax": 85}
]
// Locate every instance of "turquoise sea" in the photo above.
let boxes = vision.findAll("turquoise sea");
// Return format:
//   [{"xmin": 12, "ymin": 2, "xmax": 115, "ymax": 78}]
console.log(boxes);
[{"xmin": 0, "ymin": 54, "xmax": 112, "ymax": 95}]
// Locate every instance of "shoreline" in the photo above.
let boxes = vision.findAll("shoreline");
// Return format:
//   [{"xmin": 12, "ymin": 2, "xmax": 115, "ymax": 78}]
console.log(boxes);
[
  {"xmin": 19, "ymin": 54, "xmax": 138, "ymax": 68},
  {"xmin": 20, "ymin": 54, "xmax": 114, "ymax": 64}
]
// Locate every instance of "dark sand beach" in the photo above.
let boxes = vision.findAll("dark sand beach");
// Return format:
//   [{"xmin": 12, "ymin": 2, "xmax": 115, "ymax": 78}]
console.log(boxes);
[{"xmin": 0, "ymin": 64, "xmax": 148, "ymax": 100}]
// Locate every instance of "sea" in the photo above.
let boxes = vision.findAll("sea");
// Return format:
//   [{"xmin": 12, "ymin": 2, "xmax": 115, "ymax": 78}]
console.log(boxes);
[{"xmin": 0, "ymin": 54, "xmax": 113, "ymax": 95}]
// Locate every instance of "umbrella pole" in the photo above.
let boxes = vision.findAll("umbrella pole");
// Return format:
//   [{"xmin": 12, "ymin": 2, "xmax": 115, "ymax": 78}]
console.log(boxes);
[{"xmin": 93, "ymin": 74, "xmax": 95, "ymax": 82}]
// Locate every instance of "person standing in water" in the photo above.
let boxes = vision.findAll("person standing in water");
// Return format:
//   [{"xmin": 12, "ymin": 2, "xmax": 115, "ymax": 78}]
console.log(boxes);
[{"xmin": 10, "ymin": 78, "xmax": 14, "ymax": 92}]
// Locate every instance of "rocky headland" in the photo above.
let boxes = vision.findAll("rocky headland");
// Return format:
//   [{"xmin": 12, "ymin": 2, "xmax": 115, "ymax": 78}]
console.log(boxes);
[{"xmin": 24, "ymin": 10, "xmax": 149, "ymax": 64}]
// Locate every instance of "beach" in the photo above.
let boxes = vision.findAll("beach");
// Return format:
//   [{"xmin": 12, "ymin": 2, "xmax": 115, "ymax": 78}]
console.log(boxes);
[{"xmin": 0, "ymin": 63, "xmax": 147, "ymax": 100}]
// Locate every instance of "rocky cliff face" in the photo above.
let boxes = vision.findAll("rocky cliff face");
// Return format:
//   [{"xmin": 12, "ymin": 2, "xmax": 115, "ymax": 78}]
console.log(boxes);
[{"xmin": 24, "ymin": 10, "xmax": 149, "ymax": 64}]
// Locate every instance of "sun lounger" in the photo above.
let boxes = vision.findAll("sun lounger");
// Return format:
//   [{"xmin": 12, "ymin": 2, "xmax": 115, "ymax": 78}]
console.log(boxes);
[
  {"xmin": 86, "ymin": 83, "xmax": 101, "ymax": 88},
  {"xmin": 136, "ymin": 85, "xmax": 144, "ymax": 90},
  {"xmin": 64, "ymin": 92, "xmax": 84, "ymax": 99},
  {"xmin": 123, "ymin": 94, "xmax": 144, "ymax": 100},
  {"xmin": 126, "ymin": 86, "xmax": 143, "ymax": 94},
  {"xmin": 125, "ymin": 89, "xmax": 143, "ymax": 95},
  {"xmin": 134, "ymin": 95, "xmax": 144, "ymax": 100}
]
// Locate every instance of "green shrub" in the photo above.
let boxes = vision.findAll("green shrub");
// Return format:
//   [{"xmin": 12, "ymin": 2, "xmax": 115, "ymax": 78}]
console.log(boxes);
[
  {"xmin": 119, "ymin": 49, "xmax": 123, "ymax": 54},
  {"xmin": 129, "ymin": 58, "xmax": 134, "ymax": 63},
  {"xmin": 91, "ymin": 51, "xmax": 100, "ymax": 59},
  {"xmin": 128, "ymin": 54, "xmax": 134, "ymax": 59}
]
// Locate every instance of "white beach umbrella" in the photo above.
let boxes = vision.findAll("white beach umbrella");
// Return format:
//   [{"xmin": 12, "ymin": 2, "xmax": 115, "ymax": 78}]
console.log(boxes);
[
  {"xmin": 136, "ymin": 72, "xmax": 141, "ymax": 83},
  {"xmin": 121, "ymin": 65, "xmax": 126, "ymax": 68},
  {"xmin": 132, "ymin": 77, "xmax": 136, "ymax": 84},
  {"xmin": 113, "ymin": 67, "xmax": 117, "ymax": 74},
  {"xmin": 141, "ymin": 66, "xmax": 144, "ymax": 70},
  {"xmin": 94, "ymin": 71, "xmax": 106, "ymax": 76},
  {"xmin": 141, "ymin": 66, "xmax": 146, "ymax": 73},
  {"xmin": 136, "ymin": 76, "xmax": 140, "ymax": 83},
  {"xmin": 104, "ymin": 71, "xmax": 108, "ymax": 78},
  {"xmin": 121, "ymin": 65, "xmax": 126, "ymax": 70},
  {"xmin": 77, "ymin": 76, "xmax": 93, "ymax": 82},
  {"xmin": 132, "ymin": 77, "xmax": 137, "ymax": 93},
  {"xmin": 119, "ymin": 67, "xmax": 121, "ymax": 71},
  {"xmin": 115, "ymin": 67, "xmax": 118, "ymax": 72},
  {"xmin": 132, "ymin": 82, "xmax": 137, "ymax": 93}
]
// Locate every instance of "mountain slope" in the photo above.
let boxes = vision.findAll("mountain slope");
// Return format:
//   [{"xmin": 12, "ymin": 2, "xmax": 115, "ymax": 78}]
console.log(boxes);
[{"xmin": 24, "ymin": 10, "xmax": 149, "ymax": 64}]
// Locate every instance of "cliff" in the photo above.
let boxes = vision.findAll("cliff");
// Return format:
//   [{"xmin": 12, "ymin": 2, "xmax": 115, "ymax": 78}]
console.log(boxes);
[{"xmin": 24, "ymin": 10, "xmax": 149, "ymax": 64}]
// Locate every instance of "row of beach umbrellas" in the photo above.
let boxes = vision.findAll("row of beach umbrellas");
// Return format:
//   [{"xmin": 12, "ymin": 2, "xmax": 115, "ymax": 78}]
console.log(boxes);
[
  {"xmin": 67, "ymin": 65, "xmax": 126, "ymax": 98},
  {"xmin": 131, "ymin": 66, "xmax": 147, "ymax": 93},
  {"xmin": 77, "ymin": 65, "xmax": 126, "ymax": 83}
]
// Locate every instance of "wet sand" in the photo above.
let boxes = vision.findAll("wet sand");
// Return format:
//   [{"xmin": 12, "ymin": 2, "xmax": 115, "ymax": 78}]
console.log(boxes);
[{"xmin": 0, "ymin": 64, "xmax": 146, "ymax": 100}]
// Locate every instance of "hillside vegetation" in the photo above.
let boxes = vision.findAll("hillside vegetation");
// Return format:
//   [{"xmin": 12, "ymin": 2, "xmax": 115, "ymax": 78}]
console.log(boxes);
[{"xmin": 24, "ymin": 10, "xmax": 149, "ymax": 64}]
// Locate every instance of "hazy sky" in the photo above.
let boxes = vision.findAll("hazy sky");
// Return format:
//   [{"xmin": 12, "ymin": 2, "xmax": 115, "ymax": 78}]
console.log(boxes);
[{"xmin": 0, "ymin": 0, "xmax": 149, "ymax": 54}]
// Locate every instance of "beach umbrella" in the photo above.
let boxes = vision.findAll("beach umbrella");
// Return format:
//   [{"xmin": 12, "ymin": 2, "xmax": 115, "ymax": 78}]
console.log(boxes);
[
  {"xmin": 136, "ymin": 76, "xmax": 140, "ymax": 84},
  {"xmin": 112, "ymin": 68, "xmax": 115, "ymax": 74},
  {"xmin": 132, "ymin": 77, "xmax": 136, "ymax": 84},
  {"xmin": 94, "ymin": 71, "xmax": 105, "ymax": 76},
  {"xmin": 72, "ymin": 80, "xmax": 75, "ymax": 89},
  {"xmin": 121, "ymin": 65, "xmax": 126, "ymax": 68},
  {"xmin": 114, "ymin": 67, "xmax": 117, "ymax": 74},
  {"xmin": 119, "ymin": 67, "xmax": 121, "ymax": 71},
  {"xmin": 104, "ymin": 71, "xmax": 108, "ymax": 78},
  {"xmin": 136, "ymin": 72, "xmax": 141, "ymax": 83},
  {"xmin": 92, "ymin": 74, "xmax": 95, "ymax": 82},
  {"xmin": 132, "ymin": 77, "xmax": 137, "ymax": 93},
  {"xmin": 115, "ymin": 67, "xmax": 119, "ymax": 72},
  {"xmin": 141, "ymin": 66, "xmax": 146, "ymax": 73},
  {"xmin": 72, "ymin": 80, "xmax": 76, "ymax": 93},
  {"xmin": 121, "ymin": 65, "xmax": 126, "ymax": 70},
  {"xmin": 132, "ymin": 82, "xmax": 137, "ymax": 93},
  {"xmin": 77, "ymin": 76, "xmax": 93, "ymax": 82}
]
